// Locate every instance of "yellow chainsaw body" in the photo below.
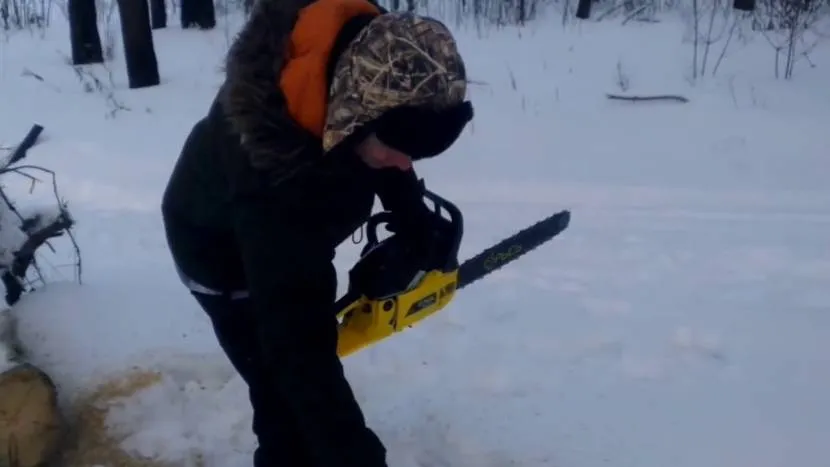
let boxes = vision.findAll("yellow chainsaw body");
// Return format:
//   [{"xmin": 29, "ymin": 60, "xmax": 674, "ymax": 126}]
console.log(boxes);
[{"xmin": 336, "ymin": 269, "xmax": 459, "ymax": 357}]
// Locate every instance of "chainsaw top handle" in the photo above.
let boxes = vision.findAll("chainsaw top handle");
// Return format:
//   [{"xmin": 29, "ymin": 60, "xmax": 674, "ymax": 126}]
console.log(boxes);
[
  {"xmin": 363, "ymin": 187, "xmax": 463, "ymax": 273},
  {"xmin": 334, "ymin": 187, "xmax": 464, "ymax": 313}
]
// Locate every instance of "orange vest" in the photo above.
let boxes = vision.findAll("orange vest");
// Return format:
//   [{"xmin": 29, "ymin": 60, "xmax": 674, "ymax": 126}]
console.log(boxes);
[{"xmin": 279, "ymin": 0, "xmax": 381, "ymax": 137}]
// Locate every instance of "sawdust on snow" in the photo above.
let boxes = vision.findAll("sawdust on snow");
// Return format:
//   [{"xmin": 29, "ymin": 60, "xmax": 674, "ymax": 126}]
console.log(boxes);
[{"xmin": 58, "ymin": 368, "xmax": 203, "ymax": 467}]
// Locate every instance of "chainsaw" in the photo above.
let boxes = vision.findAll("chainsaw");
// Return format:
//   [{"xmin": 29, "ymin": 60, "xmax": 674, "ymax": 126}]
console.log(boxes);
[{"xmin": 335, "ymin": 187, "xmax": 571, "ymax": 357}]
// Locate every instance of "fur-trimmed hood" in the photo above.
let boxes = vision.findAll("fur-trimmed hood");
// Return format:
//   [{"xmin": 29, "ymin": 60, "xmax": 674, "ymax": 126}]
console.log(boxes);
[
  {"xmin": 219, "ymin": 0, "xmax": 381, "ymax": 175},
  {"xmin": 219, "ymin": 0, "xmax": 468, "ymax": 180}
]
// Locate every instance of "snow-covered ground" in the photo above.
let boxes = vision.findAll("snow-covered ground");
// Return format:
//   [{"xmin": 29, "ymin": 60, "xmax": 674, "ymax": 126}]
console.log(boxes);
[{"xmin": 1, "ymin": 6, "xmax": 829, "ymax": 467}]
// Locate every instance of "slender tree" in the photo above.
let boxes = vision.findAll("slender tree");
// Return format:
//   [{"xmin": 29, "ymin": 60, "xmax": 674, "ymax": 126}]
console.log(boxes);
[
  {"xmin": 68, "ymin": 0, "xmax": 104, "ymax": 65},
  {"xmin": 576, "ymin": 0, "xmax": 592, "ymax": 19},
  {"xmin": 733, "ymin": 0, "xmax": 755, "ymax": 11},
  {"xmin": 150, "ymin": 0, "xmax": 167, "ymax": 29},
  {"xmin": 180, "ymin": 0, "xmax": 216, "ymax": 29},
  {"xmin": 116, "ymin": 0, "xmax": 160, "ymax": 88}
]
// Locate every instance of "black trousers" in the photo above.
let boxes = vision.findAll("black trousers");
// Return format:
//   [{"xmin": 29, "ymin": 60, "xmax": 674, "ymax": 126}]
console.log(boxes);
[{"xmin": 190, "ymin": 291, "xmax": 386, "ymax": 467}]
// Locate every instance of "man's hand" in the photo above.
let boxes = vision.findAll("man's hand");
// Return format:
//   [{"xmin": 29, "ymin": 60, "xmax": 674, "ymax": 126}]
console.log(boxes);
[{"xmin": 370, "ymin": 168, "xmax": 440, "ymax": 267}]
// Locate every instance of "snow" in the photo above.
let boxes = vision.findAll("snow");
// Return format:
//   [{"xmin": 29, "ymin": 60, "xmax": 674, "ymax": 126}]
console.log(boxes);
[{"xmin": 1, "ymin": 6, "xmax": 830, "ymax": 467}]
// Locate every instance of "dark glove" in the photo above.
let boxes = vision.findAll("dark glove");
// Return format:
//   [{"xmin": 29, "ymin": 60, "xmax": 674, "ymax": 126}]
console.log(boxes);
[
  {"xmin": 372, "ymin": 101, "xmax": 473, "ymax": 160},
  {"xmin": 371, "ymin": 168, "xmax": 439, "ymax": 267}
]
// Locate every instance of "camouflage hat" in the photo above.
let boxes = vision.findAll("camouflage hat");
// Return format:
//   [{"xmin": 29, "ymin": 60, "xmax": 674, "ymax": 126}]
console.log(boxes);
[{"xmin": 322, "ymin": 12, "xmax": 468, "ymax": 153}]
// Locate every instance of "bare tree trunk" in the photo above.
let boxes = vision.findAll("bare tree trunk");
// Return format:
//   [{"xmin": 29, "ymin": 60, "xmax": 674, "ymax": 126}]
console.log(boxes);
[
  {"xmin": 576, "ymin": 0, "xmax": 592, "ymax": 19},
  {"xmin": 181, "ymin": 0, "xmax": 216, "ymax": 29},
  {"xmin": 1, "ymin": 0, "xmax": 11, "ymax": 30},
  {"xmin": 733, "ymin": 0, "xmax": 755, "ymax": 11},
  {"xmin": 150, "ymin": 0, "xmax": 167, "ymax": 28},
  {"xmin": 116, "ymin": 0, "xmax": 160, "ymax": 89},
  {"xmin": 68, "ymin": 0, "xmax": 104, "ymax": 65}
]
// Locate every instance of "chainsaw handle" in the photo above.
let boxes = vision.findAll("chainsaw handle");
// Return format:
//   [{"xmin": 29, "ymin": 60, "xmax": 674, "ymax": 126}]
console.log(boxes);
[
  {"xmin": 363, "ymin": 188, "xmax": 463, "ymax": 268},
  {"xmin": 423, "ymin": 189, "xmax": 463, "ymax": 271}
]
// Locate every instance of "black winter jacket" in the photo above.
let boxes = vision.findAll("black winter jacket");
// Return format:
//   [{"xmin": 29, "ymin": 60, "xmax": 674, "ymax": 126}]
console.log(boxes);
[{"xmin": 161, "ymin": 0, "xmax": 423, "ymax": 297}]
